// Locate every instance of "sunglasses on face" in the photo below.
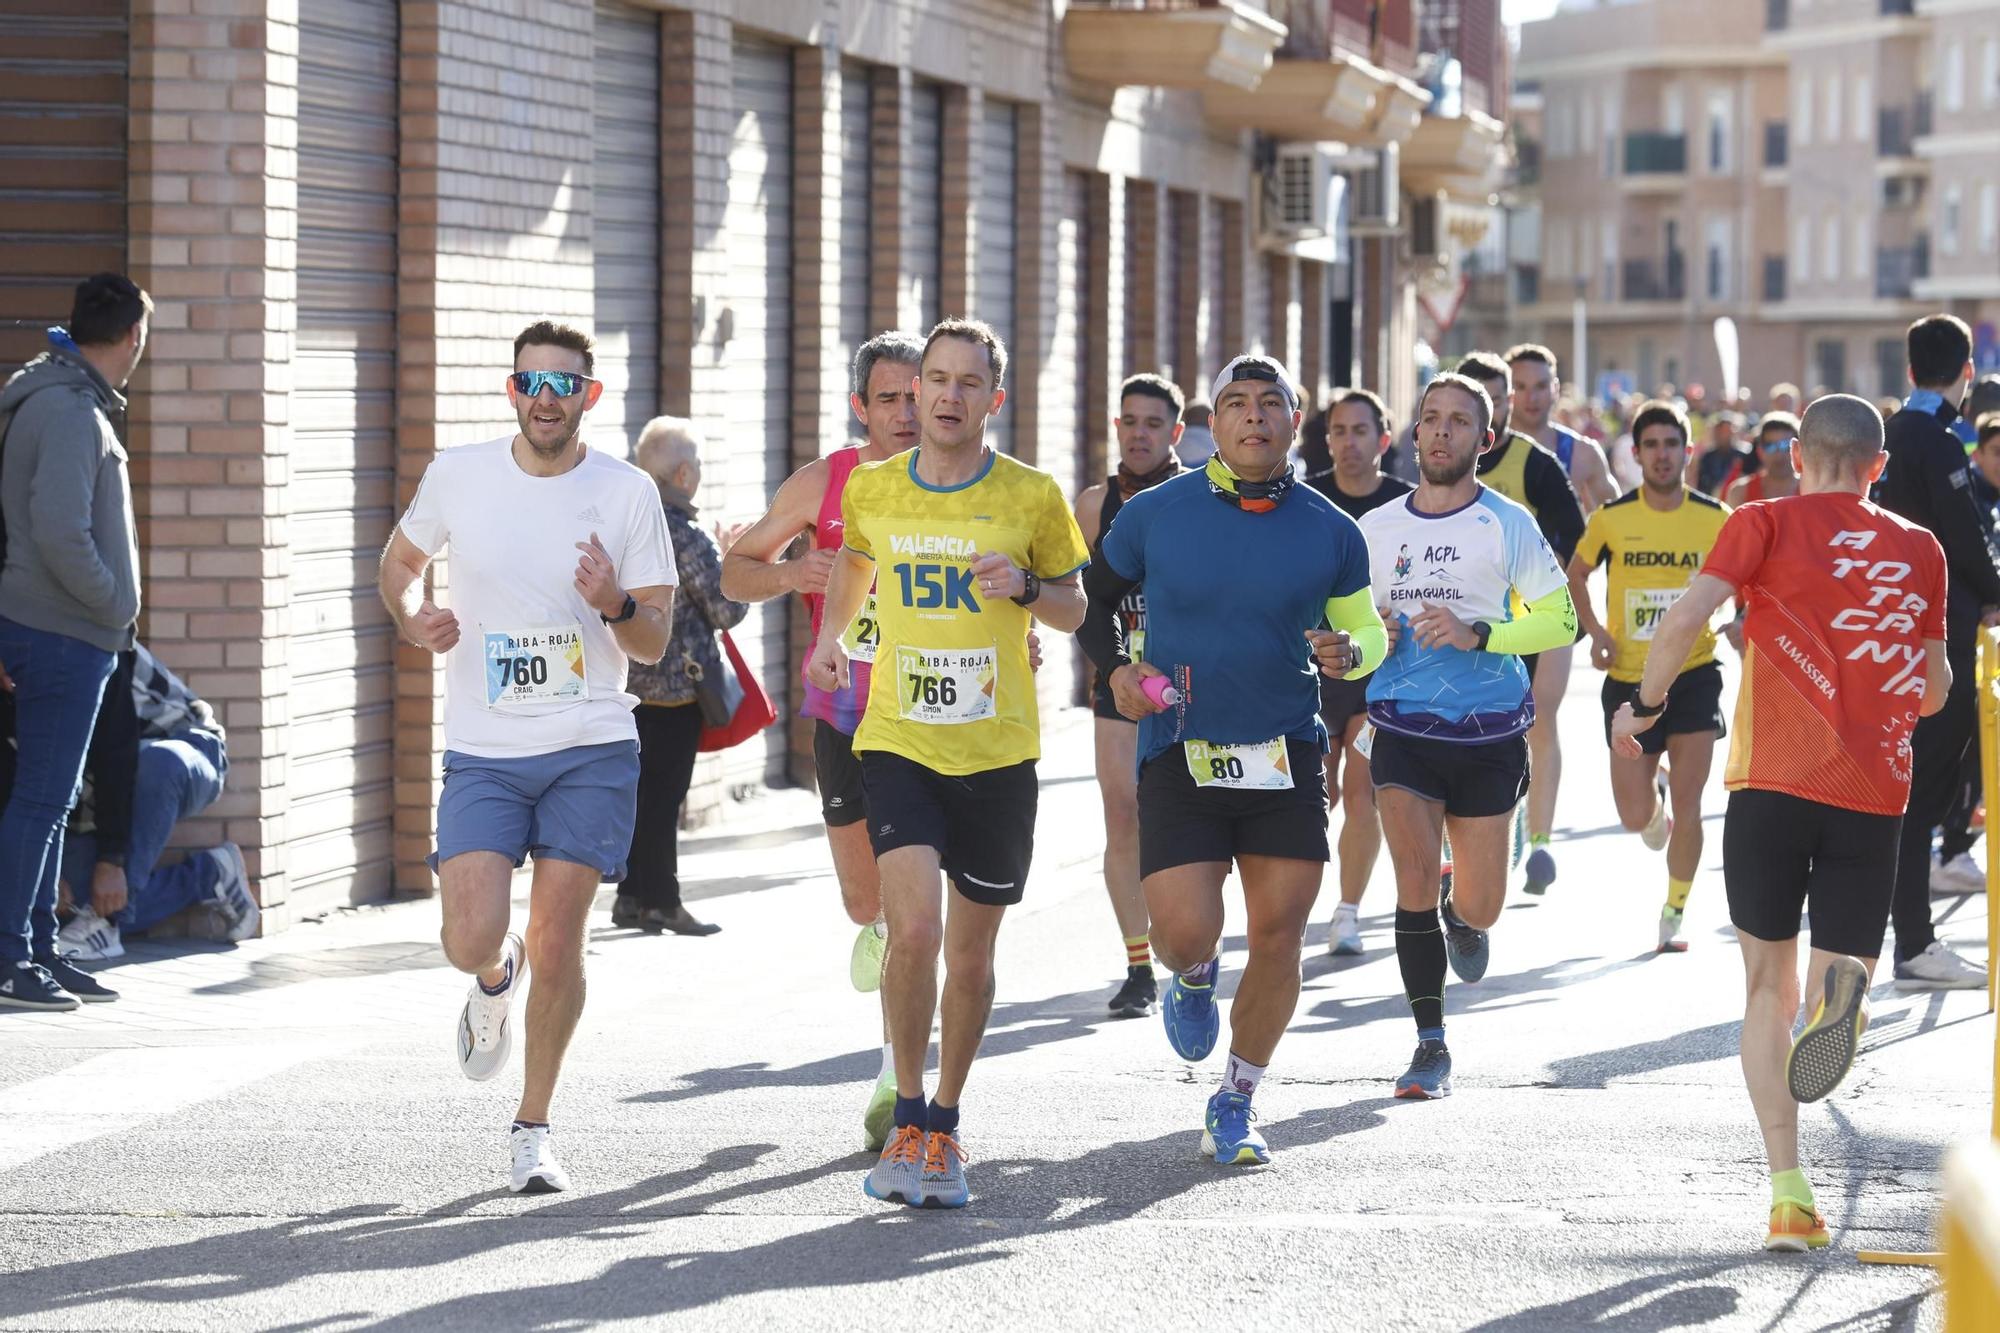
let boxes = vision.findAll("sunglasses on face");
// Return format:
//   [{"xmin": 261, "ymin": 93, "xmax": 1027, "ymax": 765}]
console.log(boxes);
[
  {"xmin": 509, "ymin": 370, "xmax": 594, "ymax": 398},
  {"xmin": 1760, "ymin": 436, "xmax": 1793, "ymax": 451}
]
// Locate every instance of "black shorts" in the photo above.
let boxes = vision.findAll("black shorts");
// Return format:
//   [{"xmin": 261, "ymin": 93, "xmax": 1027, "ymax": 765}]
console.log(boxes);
[
  {"xmin": 1092, "ymin": 676, "xmax": 1130, "ymax": 723},
  {"xmin": 1600, "ymin": 662, "xmax": 1727, "ymax": 756},
  {"xmin": 1368, "ymin": 727, "xmax": 1530, "ymax": 818},
  {"xmin": 1137, "ymin": 737, "xmax": 1329, "ymax": 877},
  {"xmin": 859, "ymin": 750, "xmax": 1037, "ymax": 905},
  {"xmin": 1722, "ymin": 788, "xmax": 1901, "ymax": 958},
  {"xmin": 813, "ymin": 720, "xmax": 867, "ymax": 827},
  {"xmin": 1318, "ymin": 672, "xmax": 1370, "ymax": 736}
]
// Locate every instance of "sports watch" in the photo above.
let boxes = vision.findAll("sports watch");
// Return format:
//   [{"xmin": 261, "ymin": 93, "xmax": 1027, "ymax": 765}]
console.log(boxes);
[{"xmin": 602, "ymin": 592, "xmax": 638, "ymax": 625}]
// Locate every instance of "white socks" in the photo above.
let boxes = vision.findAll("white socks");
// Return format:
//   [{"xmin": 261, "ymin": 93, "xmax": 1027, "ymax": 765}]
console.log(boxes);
[
  {"xmin": 1221, "ymin": 1051, "xmax": 1266, "ymax": 1100},
  {"xmin": 878, "ymin": 1042, "xmax": 894, "ymax": 1080}
]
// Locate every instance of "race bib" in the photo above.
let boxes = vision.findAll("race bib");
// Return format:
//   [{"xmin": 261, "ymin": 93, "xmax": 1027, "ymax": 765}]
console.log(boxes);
[
  {"xmin": 894, "ymin": 646, "xmax": 997, "ymax": 725},
  {"xmin": 838, "ymin": 591, "xmax": 882, "ymax": 664},
  {"xmin": 484, "ymin": 625, "xmax": 588, "ymax": 709},
  {"xmin": 1185, "ymin": 738, "xmax": 1294, "ymax": 790},
  {"xmin": 1624, "ymin": 588, "xmax": 1680, "ymax": 642}
]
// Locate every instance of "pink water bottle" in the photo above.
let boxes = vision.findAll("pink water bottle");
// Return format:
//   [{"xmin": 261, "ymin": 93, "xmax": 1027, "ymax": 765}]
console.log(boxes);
[{"xmin": 1142, "ymin": 674, "xmax": 1181, "ymax": 708}]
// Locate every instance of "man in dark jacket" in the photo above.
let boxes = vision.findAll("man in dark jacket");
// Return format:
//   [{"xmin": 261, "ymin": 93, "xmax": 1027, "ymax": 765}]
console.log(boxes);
[
  {"xmin": 0, "ymin": 274, "xmax": 148, "ymax": 1010},
  {"xmin": 1872, "ymin": 314, "xmax": 1997, "ymax": 988}
]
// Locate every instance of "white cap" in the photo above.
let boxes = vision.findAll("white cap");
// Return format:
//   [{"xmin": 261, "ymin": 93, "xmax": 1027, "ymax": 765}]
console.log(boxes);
[{"xmin": 1211, "ymin": 355, "xmax": 1300, "ymax": 414}]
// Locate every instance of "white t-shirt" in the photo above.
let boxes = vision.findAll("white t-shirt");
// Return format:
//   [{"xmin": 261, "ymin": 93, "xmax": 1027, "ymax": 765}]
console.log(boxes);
[{"xmin": 397, "ymin": 437, "xmax": 677, "ymax": 758}]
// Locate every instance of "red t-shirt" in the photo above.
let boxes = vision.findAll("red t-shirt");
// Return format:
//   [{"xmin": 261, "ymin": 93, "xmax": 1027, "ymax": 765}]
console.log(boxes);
[{"xmin": 1701, "ymin": 492, "xmax": 1948, "ymax": 816}]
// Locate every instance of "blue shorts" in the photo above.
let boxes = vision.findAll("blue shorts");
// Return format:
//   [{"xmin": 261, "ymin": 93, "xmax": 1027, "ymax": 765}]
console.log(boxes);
[{"xmin": 430, "ymin": 740, "xmax": 640, "ymax": 880}]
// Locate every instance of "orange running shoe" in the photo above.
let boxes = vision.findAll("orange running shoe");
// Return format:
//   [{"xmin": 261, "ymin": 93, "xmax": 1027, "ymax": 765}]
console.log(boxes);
[{"xmin": 1765, "ymin": 1199, "xmax": 1830, "ymax": 1252}]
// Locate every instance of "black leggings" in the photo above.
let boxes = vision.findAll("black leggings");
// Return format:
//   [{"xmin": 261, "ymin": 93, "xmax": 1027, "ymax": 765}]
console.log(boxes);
[
  {"xmin": 1891, "ymin": 649, "xmax": 1976, "ymax": 959},
  {"xmin": 625, "ymin": 703, "xmax": 705, "ymax": 911}
]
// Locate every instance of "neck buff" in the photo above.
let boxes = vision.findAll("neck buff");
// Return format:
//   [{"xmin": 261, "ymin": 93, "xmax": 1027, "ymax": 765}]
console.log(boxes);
[
  {"xmin": 1205, "ymin": 453, "xmax": 1294, "ymax": 514},
  {"xmin": 1117, "ymin": 455, "xmax": 1180, "ymax": 500}
]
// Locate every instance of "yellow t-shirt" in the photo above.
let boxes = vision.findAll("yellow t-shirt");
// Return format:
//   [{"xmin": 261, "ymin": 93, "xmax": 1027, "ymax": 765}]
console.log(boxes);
[
  {"xmin": 843, "ymin": 448, "xmax": 1091, "ymax": 775},
  {"xmin": 1575, "ymin": 487, "xmax": 1732, "ymax": 683}
]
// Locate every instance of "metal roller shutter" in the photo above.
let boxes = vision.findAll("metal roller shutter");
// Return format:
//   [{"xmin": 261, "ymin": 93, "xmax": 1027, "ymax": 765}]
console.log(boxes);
[
  {"xmin": 591, "ymin": 2, "xmax": 661, "ymax": 459},
  {"xmin": 727, "ymin": 35, "xmax": 793, "ymax": 785},
  {"xmin": 975, "ymin": 99, "xmax": 1017, "ymax": 453},
  {"xmin": 1246, "ymin": 242, "xmax": 1271, "ymax": 357},
  {"xmin": 905, "ymin": 81, "xmax": 944, "ymax": 332},
  {"xmin": 834, "ymin": 62, "xmax": 871, "ymax": 450},
  {"xmin": 1202, "ymin": 197, "xmax": 1224, "ymax": 381},
  {"xmin": 0, "ymin": 1, "xmax": 127, "ymax": 378},
  {"xmin": 291, "ymin": 0, "xmax": 398, "ymax": 907},
  {"xmin": 1060, "ymin": 169, "xmax": 1091, "ymax": 488}
]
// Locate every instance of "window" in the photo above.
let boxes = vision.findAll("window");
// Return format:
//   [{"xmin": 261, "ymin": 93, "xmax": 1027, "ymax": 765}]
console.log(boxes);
[
  {"xmin": 1794, "ymin": 215, "xmax": 1812, "ymax": 288},
  {"xmin": 1602, "ymin": 90, "xmax": 1620, "ymax": 176},
  {"xmin": 1853, "ymin": 76, "xmax": 1872, "ymax": 147},
  {"xmin": 1794, "ymin": 72, "xmax": 1813, "ymax": 147},
  {"xmin": 1822, "ymin": 215, "xmax": 1840, "ymax": 281},
  {"xmin": 1984, "ymin": 37, "xmax": 1998, "ymax": 107},
  {"xmin": 1945, "ymin": 46, "xmax": 1965, "ymax": 113},
  {"xmin": 1824, "ymin": 75, "xmax": 1842, "ymax": 143},
  {"xmin": 1547, "ymin": 216, "xmax": 1568, "ymax": 278},
  {"xmin": 1942, "ymin": 183, "xmax": 1963, "ymax": 256},
  {"xmin": 1707, "ymin": 91, "xmax": 1731, "ymax": 173},
  {"xmin": 1851, "ymin": 211, "xmax": 1870, "ymax": 280},
  {"xmin": 1601, "ymin": 216, "xmax": 1618, "ymax": 300},
  {"xmin": 1705, "ymin": 216, "xmax": 1731, "ymax": 300},
  {"xmin": 1981, "ymin": 183, "xmax": 1998, "ymax": 252},
  {"xmin": 1876, "ymin": 339, "xmax": 1904, "ymax": 400},
  {"xmin": 1663, "ymin": 83, "xmax": 1684, "ymax": 135}
]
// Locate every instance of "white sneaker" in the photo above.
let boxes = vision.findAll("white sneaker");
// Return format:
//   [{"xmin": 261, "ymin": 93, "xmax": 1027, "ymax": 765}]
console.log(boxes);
[
  {"xmin": 58, "ymin": 909, "xmax": 123, "ymax": 961},
  {"xmin": 1931, "ymin": 853, "xmax": 1986, "ymax": 897},
  {"xmin": 203, "ymin": 842, "xmax": 261, "ymax": 941},
  {"xmin": 457, "ymin": 933, "xmax": 523, "ymax": 1080},
  {"xmin": 1893, "ymin": 940, "xmax": 1988, "ymax": 991},
  {"xmin": 1327, "ymin": 905, "xmax": 1363, "ymax": 956},
  {"xmin": 1640, "ymin": 772, "xmax": 1671, "ymax": 852},
  {"xmin": 509, "ymin": 1123, "xmax": 569, "ymax": 1194}
]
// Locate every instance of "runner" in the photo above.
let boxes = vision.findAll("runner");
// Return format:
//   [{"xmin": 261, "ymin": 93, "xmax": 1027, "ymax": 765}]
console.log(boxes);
[
  {"xmin": 1305, "ymin": 389, "xmax": 1412, "ymax": 956},
  {"xmin": 1073, "ymin": 372, "xmax": 1184, "ymax": 1018},
  {"xmin": 1080, "ymin": 354, "xmax": 1385, "ymax": 1163},
  {"xmin": 378, "ymin": 320, "xmax": 677, "ymax": 1193},
  {"xmin": 718, "ymin": 330, "xmax": 920, "ymax": 1149},
  {"xmin": 1508, "ymin": 344, "xmax": 1617, "ymax": 512},
  {"xmin": 1456, "ymin": 353, "xmax": 1585, "ymax": 895},
  {"xmin": 1359, "ymin": 372, "xmax": 1577, "ymax": 1100},
  {"xmin": 1567, "ymin": 399, "xmax": 1729, "ymax": 953},
  {"xmin": 806, "ymin": 317, "xmax": 1089, "ymax": 1209},
  {"xmin": 1723, "ymin": 412, "xmax": 1800, "ymax": 508},
  {"xmin": 1612, "ymin": 394, "xmax": 1950, "ymax": 1251}
]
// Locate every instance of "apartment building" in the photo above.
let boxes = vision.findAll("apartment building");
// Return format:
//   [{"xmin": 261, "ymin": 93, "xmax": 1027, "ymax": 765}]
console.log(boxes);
[
  {"xmin": 0, "ymin": 0, "xmax": 1505, "ymax": 928},
  {"xmin": 1914, "ymin": 0, "xmax": 2000, "ymax": 364}
]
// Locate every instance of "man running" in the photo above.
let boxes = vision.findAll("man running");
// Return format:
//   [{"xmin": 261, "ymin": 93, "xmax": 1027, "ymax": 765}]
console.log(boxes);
[
  {"xmin": 1305, "ymin": 389, "xmax": 1412, "ymax": 956},
  {"xmin": 1612, "ymin": 394, "xmax": 1949, "ymax": 1252},
  {"xmin": 1360, "ymin": 372, "xmax": 1577, "ymax": 1099},
  {"xmin": 379, "ymin": 320, "xmax": 676, "ymax": 1193},
  {"xmin": 1567, "ymin": 399, "xmax": 1730, "ymax": 953},
  {"xmin": 1081, "ymin": 354, "xmax": 1385, "ymax": 1164},
  {"xmin": 807, "ymin": 318, "xmax": 1088, "ymax": 1209},
  {"xmin": 721, "ymin": 330, "xmax": 921, "ymax": 1149},
  {"xmin": 1457, "ymin": 353, "xmax": 1585, "ymax": 896},
  {"xmin": 1073, "ymin": 372, "xmax": 1184, "ymax": 1018},
  {"xmin": 1723, "ymin": 413, "xmax": 1800, "ymax": 508},
  {"xmin": 1508, "ymin": 344, "xmax": 1617, "ymax": 512}
]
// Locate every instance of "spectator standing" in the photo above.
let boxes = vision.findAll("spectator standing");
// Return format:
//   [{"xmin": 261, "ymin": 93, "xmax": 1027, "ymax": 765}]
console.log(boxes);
[
  {"xmin": 619, "ymin": 418, "xmax": 748, "ymax": 937},
  {"xmin": 1174, "ymin": 399, "xmax": 1216, "ymax": 468},
  {"xmin": 0, "ymin": 273, "xmax": 148, "ymax": 1010}
]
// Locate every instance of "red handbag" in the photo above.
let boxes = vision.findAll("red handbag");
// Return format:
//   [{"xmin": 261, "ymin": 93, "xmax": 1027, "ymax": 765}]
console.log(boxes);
[{"xmin": 698, "ymin": 629, "xmax": 777, "ymax": 752}]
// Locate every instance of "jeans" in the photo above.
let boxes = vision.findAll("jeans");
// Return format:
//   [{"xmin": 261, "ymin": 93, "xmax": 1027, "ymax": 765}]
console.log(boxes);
[
  {"xmin": 65, "ymin": 729, "xmax": 227, "ymax": 932},
  {"xmin": 0, "ymin": 617, "xmax": 116, "ymax": 964},
  {"xmin": 625, "ymin": 702, "xmax": 705, "ymax": 911}
]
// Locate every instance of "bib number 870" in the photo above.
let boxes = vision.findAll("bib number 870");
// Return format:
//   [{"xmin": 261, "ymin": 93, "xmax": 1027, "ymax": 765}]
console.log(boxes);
[
  {"xmin": 1206, "ymin": 755, "xmax": 1246, "ymax": 782},
  {"xmin": 907, "ymin": 671, "xmax": 958, "ymax": 708},
  {"xmin": 501, "ymin": 656, "xmax": 549, "ymax": 687}
]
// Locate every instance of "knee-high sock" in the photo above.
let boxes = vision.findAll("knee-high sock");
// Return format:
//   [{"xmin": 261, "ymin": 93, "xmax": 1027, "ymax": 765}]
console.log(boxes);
[{"xmin": 1396, "ymin": 905, "xmax": 1446, "ymax": 1034}]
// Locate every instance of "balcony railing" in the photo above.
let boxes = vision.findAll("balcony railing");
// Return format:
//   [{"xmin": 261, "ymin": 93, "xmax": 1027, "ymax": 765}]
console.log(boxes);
[
  {"xmin": 1766, "ymin": 0, "xmax": 1789, "ymax": 29},
  {"xmin": 1624, "ymin": 131, "xmax": 1687, "ymax": 175},
  {"xmin": 1764, "ymin": 120, "xmax": 1787, "ymax": 169},
  {"xmin": 1876, "ymin": 237, "xmax": 1931, "ymax": 299},
  {"xmin": 1623, "ymin": 253, "xmax": 1687, "ymax": 301},
  {"xmin": 1763, "ymin": 256, "xmax": 1785, "ymax": 302},
  {"xmin": 1879, "ymin": 95, "xmax": 1934, "ymax": 157}
]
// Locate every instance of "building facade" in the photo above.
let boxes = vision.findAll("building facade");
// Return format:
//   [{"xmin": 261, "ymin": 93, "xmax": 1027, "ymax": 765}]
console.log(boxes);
[{"xmin": 0, "ymin": 0, "xmax": 1505, "ymax": 928}]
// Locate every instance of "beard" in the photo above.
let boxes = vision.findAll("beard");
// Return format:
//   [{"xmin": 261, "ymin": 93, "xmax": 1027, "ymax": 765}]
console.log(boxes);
[
  {"xmin": 1418, "ymin": 449, "xmax": 1478, "ymax": 487},
  {"xmin": 520, "ymin": 410, "xmax": 582, "ymax": 458}
]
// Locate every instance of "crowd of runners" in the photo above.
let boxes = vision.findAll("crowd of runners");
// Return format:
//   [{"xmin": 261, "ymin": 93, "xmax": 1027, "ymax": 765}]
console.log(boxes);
[{"xmin": 380, "ymin": 309, "xmax": 1997, "ymax": 1255}]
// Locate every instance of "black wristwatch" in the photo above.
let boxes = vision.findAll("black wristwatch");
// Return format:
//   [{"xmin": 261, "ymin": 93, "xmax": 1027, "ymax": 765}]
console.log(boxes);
[
  {"xmin": 1011, "ymin": 570, "xmax": 1042, "ymax": 607},
  {"xmin": 601, "ymin": 592, "xmax": 637, "ymax": 625},
  {"xmin": 1631, "ymin": 694, "xmax": 1667, "ymax": 719},
  {"xmin": 1471, "ymin": 620, "xmax": 1493, "ymax": 651}
]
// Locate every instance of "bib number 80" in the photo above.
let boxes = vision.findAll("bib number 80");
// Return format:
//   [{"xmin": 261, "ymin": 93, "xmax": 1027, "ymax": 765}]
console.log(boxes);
[
  {"xmin": 907, "ymin": 671, "xmax": 958, "ymax": 708},
  {"xmin": 501, "ymin": 656, "xmax": 549, "ymax": 687},
  {"xmin": 1206, "ymin": 755, "xmax": 1246, "ymax": 782}
]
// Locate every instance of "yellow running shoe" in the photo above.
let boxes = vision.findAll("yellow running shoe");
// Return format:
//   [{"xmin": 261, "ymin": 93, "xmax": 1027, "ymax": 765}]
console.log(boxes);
[
  {"xmin": 1765, "ymin": 1199, "xmax": 1830, "ymax": 1252},
  {"xmin": 850, "ymin": 922, "xmax": 886, "ymax": 993},
  {"xmin": 1786, "ymin": 956, "xmax": 1869, "ymax": 1104},
  {"xmin": 862, "ymin": 1067, "xmax": 896, "ymax": 1152}
]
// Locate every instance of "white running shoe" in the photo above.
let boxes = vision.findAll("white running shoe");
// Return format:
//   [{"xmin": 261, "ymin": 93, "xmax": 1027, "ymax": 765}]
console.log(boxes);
[
  {"xmin": 1892, "ymin": 940, "xmax": 1987, "ymax": 991},
  {"xmin": 203, "ymin": 842, "xmax": 261, "ymax": 942},
  {"xmin": 1640, "ymin": 773, "xmax": 1671, "ymax": 852},
  {"xmin": 1327, "ymin": 905, "xmax": 1363, "ymax": 956},
  {"xmin": 58, "ymin": 908, "xmax": 123, "ymax": 961},
  {"xmin": 509, "ymin": 1124, "xmax": 569, "ymax": 1194},
  {"xmin": 1931, "ymin": 853, "xmax": 1986, "ymax": 897},
  {"xmin": 457, "ymin": 933, "xmax": 523, "ymax": 1080}
]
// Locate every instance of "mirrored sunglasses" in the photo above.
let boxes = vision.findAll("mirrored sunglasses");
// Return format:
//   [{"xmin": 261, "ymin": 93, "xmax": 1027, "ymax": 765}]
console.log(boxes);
[{"xmin": 509, "ymin": 370, "xmax": 593, "ymax": 398}]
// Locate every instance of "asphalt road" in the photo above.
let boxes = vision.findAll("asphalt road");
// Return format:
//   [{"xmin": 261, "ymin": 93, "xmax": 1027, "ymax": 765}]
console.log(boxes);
[{"xmin": 0, "ymin": 653, "xmax": 1989, "ymax": 1331}]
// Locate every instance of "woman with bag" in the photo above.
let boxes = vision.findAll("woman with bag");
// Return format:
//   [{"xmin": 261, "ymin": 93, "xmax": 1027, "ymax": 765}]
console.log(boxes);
[{"xmin": 618, "ymin": 418, "xmax": 751, "ymax": 936}]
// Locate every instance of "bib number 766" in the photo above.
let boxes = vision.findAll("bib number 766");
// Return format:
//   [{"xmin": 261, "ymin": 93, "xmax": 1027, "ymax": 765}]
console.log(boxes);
[{"xmin": 907, "ymin": 671, "xmax": 958, "ymax": 709}]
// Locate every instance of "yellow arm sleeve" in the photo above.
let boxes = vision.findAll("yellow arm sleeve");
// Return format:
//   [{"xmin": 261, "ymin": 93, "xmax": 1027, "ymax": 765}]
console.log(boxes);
[
  {"xmin": 1323, "ymin": 587, "xmax": 1388, "ymax": 682},
  {"xmin": 1485, "ymin": 582, "xmax": 1578, "ymax": 657}
]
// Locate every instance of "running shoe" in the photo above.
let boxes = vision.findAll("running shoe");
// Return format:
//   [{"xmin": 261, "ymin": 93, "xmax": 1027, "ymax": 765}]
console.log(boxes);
[
  {"xmin": 37, "ymin": 954, "xmax": 118, "ymax": 1003},
  {"xmin": 862, "ymin": 1068, "xmax": 897, "ymax": 1152},
  {"xmin": 1522, "ymin": 846, "xmax": 1558, "ymax": 896},
  {"xmin": 1787, "ymin": 956, "xmax": 1869, "ymax": 1104},
  {"xmin": 1162, "ymin": 964, "xmax": 1221, "ymax": 1061},
  {"xmin": 509, "ymin": 1124, "xmax": 569, "ymax": 1194},
  {"xmin": 1640, "ymin": 773, "xmax": 1672, "ymax": 852},
  {"xmin": 862, "ymin": 1124, "xmax": 926, "ymax": 1206},
  {"xmin": 1657, "ymin": 906, "xmax": 1688, "ymax": 954},
  {"xmin": 919, "ymin": 1131, "xmax": 970, "ymax": 1208},
  {"xmin": 1931, "ymin": 852, "xmax": 1986, "ymax": 897},
  {"xmin": 202, "ymin": 842, "xmax": 260, "ymax": 942},
  {"xmin": 1765, "ymin": 1200, "xmax": 1830, "ymax": 1252},
  {"xmin": 1439, "ymin": 896, "xmax": 1490, "ymax": 984},
  {"xmin": 457, "ymin": 932, "xmax": 522, "ymax": 1081},
  {"xmin": 58, "ymin": 908, "xmax": 123, "ymax": 961},
  {"xmin": 1892, "ymin": 940, "xmax": 1987, "ymax": 990},
  {"xmin": 1201, "ymin": 1089, "xmax": 1270, "ymax": 1165},
  {"xmin": 850, "ymin": 921, "xmax": 887, "ymax": 992},
  {"xmin": 1108, "ymin": 965, "xmax": 1156, "ymax": 1017},
  {"xmin": 1394, "ymin": 1038, "xmax": 1453, "ymax": 1100},
  {"xmin": 0, "ymin": 959, "xmax": 78, "ymax": 1012},
  {"xmin": 1328, "ymin": 904, "xmax": 1364, "ymax": 957}
]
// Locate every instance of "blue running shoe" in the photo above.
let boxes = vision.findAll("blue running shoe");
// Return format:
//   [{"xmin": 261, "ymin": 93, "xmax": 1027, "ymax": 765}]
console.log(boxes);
[
  {"xmin": 1522, "ymin": 846, "xmax": 1557, "ymax": 896},
  {"xmin": 1394, "ymin": 1038, "xmax": 1453, "ymax": 1099},
  {"xmin": 1439, "ymin": 896, "xmax": 1490, "ymax": 984},
  {"xmin": 1162, "ymin": 964, "xmax": 1221, "ymax": 1062},
  {"xmin": 1202, "ymin": 1090, "xmax": 1270, "ymax": 1165}
]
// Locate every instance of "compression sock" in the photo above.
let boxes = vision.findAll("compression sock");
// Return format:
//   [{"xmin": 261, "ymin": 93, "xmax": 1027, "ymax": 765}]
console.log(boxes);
[
  {"xmin": 1221, "ymin": 1051, "xmax": 1266, "ymax": 1100},
  {"xmin": 1771, "ymin": 1167, "xmax": 1814, "ymax": 1208},
  {"xmin": 1396, "ymin": 906, "xmax": 1447, "ymax": 1032},
  {"xmin": 1124, "ymin": 933, "xmax": 1152, "ymax": 971},
  {"xmin": 1667, "ymin": 877, "xmax": 1694, "ymax": 912},
  {"xmin": 927, "ymin": 1099, "xmax": 960, "ymax": 1137},
  {"xmin": 893, "ymin": 1095, "xmax": 928, "ymax": 1132}
]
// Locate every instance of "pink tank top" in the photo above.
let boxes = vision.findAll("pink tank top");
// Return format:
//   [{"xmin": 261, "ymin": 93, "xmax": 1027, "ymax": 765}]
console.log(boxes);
[{"xmin": 800, "ymin": 446, "xmax": 872, "ymax": 732}]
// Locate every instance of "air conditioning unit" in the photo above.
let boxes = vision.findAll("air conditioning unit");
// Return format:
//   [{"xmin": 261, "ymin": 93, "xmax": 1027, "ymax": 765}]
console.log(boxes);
[
  {"xmin": 1262, "ymin": 143, "xmax": 1336, "ymax": 238},
  {"xmin": 1349, "ymin": 143, "xmax": 1400, "ymax": 234}
]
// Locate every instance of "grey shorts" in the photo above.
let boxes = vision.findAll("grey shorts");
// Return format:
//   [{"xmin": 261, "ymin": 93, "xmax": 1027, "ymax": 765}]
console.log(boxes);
[{"xmin": 430, "ymin": 740, "xmax": 641, "ymax": 880}]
